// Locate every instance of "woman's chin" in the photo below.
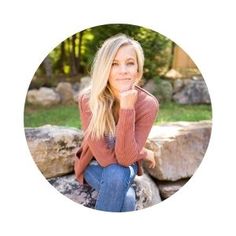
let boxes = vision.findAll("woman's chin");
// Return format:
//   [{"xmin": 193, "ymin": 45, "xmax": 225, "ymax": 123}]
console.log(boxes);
[{"xmin": 118, "ymin": 83, "xmax": 133, "ymax": 92}]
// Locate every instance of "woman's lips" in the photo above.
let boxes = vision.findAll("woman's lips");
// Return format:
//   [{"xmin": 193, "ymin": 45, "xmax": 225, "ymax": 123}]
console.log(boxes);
[{"xmin": 116, "ymin": 78, "xmax": 131, "ymax": 81}]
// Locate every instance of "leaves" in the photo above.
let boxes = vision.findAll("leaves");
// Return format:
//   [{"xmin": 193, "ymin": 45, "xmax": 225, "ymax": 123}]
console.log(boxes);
[{"xmin": 36, "ymin": 24, "xmax": 172, "ymax": 81}]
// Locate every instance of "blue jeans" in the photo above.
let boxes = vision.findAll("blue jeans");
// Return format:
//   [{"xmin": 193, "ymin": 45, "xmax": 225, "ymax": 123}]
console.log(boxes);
[{"xmin": 84, "ymin": 161, "xmax": 138, "ymax": 212}]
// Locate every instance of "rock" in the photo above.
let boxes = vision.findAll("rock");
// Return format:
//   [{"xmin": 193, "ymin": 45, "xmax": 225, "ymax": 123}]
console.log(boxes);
[
  {"xmin": 72, "ymin": 82, "xmax": 80, "ymax": 92},
  {"xmin": 133, "ymin": 172, "xmax": 162, "ymax": 210},
  {"xmin": 72, "ymin": 82, "xmax": 81, "ymax": 103},
  {"xmin": 25, "ymin": 125, "xmax": 83, "ymax": 178},
  {"xmin": 155, "ymin": 79, "xmax": 173, "ymax": 102},
  {"xmin": 192, "ymin": 75, "xmax": 204, "ymax": 80},
  {"xmin": 73, "ymin": 76, "xmax": 91, "ymax": 103},
  {"xmin": 143, "ymin": 78, "xmax": 173, "ymax": 102},
  {"xmin": 25, "ymin": 121, "xmax": 211, "ymax": 183},
  {"xmin": 143, "ymin": 79, "xmax": 158, "ymax": 95},
  {"xmin": 26, "ymin": 87, "xmax": 61, "ymax": 107},
  {"xmin": 55, "ymin": 82, "xmax": 74, "ymax": 104},
  {"xmin": 48, "ymin": 172, "xmax": 162, "ymax": 211},
  {"xmin": 79, "ymin": 76, "xmax": 91, "ymax": 92},
  {"xmin": 183, "ymin": 78, "xmax": 192, "ymax": 86},
  {"xmin": 156, "ymin": 178, "xmax": 189, "ymax": 199},
  {"xmin": 48, "ymin": 174, "xmax": 98, "ymax": 209},
  {"xmin": 173, "ymin": 79, "xmax": 211, "ymax": 104},
  {"xmin": 165, "ymin": 69, "xmax": 183, "ymax": 79},
  {"xmin": 144, "ymin": 121, "xmax": 212, "ymax": 181},
  {"xmin": 25, "ymin": 121, "xmax": 211, "ymax": 209},
  {"xmin": 173, "ymin": 78, "xmax": 184, "ymax": 93}
]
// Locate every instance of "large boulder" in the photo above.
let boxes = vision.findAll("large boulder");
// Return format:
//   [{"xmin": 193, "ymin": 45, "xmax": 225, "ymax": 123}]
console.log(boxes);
[
  {"xmin": 79, "ymin": 76, "xmax": 91, "ymax": 92},
  {"xmin": 143, "ymin": 79, "xmax": 173, "ymax": 102},
  {"xmin": 48, "ymin": 174, "xmax": 98, "ymax": 209},
  {"xmin": 173, "ymin": 79, "xmax": 211, "ymax": 104},
  {"xmin": 165, "ymin": 69, "xmax": 183, "ymax": 79},
  {"xmin": 142, "ymin": 79, "xmax": 158, "ymax": 95},
  {"xmin": 133, "ymin": 172, "xmax": 162, "ymax": 210},
  {"xmin": 73, "ymin": 76, "xmax": 91, "ymax": 103},
  {"xmin": 144, "ymin": 121, "xmax": 212, "ymax": 181},
  {"xmin": 25, "ymin": 125, "xmax": 83, "ymax": 178},
  {"xmin": 172, "ymin": 78, "xmax": 184, "ymax": 93},
  {"xmin": 48, "ymin": 172, "xmax": 162, "ymax": 211},
  {"xmin": 156, "ymin": 178, "xmax": 189, "ymax": 199},
  {"xmin": 25, "ymin": 121, "xmax": 211, "ymax": 208},
  {"xmin": 26, "ymin": 87, "xmax": 61, "ymax": 107},
  {"xmin": 55, "ymin": 82, "xmax": 74, "ymax": 104},
  {"xmin": 155, "ymin": 79, "xmax": 173, "ymax": 102}
]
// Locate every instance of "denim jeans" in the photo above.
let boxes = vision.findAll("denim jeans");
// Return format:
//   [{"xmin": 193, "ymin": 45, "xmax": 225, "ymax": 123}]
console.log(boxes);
[{"xmin": 84, "ymin": 160, "xmax": 138, "ymax": 212}]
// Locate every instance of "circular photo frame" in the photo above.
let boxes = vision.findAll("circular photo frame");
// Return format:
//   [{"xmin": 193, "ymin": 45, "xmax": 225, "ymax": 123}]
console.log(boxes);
[{"xmin": 24, "ymin": 23, "xmax": 212, "ymax": 212}]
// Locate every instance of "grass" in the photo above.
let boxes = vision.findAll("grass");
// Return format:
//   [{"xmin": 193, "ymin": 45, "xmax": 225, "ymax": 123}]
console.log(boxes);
[
  {"xmin": 157, "ymin": 102, "xmax": 212, "ymax": 123},
  {"xmin": 24, "ymin": 103, "xmax": 81, "ymax": 128},
  {"xmin": 24, "ymin": 101, "xmax": 212, "ymax": 128}
]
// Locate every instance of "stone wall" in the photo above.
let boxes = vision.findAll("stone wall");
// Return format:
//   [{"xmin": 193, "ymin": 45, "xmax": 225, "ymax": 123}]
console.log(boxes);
[
  {"xmin": 26, "ymin": 76, "xmax": 211, "ymax": 107},
  {"xmin": 25, "ymin": 121, "xmax": 211, "ymax": 210},
  {"xmin": 143, "ymin": 75, "xmax": 211, "ymax": 104}
]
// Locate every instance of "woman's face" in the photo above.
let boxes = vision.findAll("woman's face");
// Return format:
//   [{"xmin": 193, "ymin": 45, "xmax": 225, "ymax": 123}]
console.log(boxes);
[{"xmin": 108, "ymin": 44, "xmax": 139, "ymax": 95}]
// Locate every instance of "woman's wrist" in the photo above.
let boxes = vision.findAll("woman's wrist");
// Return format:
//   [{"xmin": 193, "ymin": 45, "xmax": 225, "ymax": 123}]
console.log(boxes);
[{"xmin": 120, "ymin": 104, "xmax": 135, "ymax": 109}]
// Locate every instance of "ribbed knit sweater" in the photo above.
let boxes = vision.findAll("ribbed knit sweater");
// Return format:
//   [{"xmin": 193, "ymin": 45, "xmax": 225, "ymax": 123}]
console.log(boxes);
[{"xmin": 74, "ymin": 86, "xmax": 159, "ymax": 184}]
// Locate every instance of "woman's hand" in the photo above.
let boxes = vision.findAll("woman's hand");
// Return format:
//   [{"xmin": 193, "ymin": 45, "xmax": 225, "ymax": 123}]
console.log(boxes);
[
  {"xmin": 119, "ymin": 85, "xmax": 138, "ymax": 109},
  {"xmin": 143, "ymin": 148, "xmax": 156, "ymax": 169}
]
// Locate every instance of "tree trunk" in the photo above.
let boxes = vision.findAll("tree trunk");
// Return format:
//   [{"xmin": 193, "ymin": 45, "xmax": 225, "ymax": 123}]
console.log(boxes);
[
  {"xmin": 70, "ymin": 34, "xmax": 77, "ymax": 76},
  {"xmin": 168, "ymin": 41, "xmax": 176, "ymax": 70},
  {"xmin": 43, "ymin": 55, "xmax": 52, "ymax": 79},
  {"xmin": 77, "ymin": 31, "xmax": 84, "ymax": 73},
  {"xmin": 58, "ymin": 41, "xmax": 65, "ymax": 74}
]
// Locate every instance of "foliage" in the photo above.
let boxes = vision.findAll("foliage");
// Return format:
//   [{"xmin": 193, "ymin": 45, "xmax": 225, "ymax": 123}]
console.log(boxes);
[
  {"xmin": 81, "ymin": 24, "xmax": 141, "ymax": 75},
  {"xmin": 35, "ymin": 24, "xmax": 172, "ymax": 81},
  {"xmin": 83, "ymin": 24, "xmax": 172, "ymax": 80}
]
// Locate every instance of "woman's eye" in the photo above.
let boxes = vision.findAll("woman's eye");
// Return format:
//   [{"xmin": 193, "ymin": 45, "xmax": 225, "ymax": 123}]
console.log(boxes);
[
  {"xmin": 127, "ymin": 62, "xmax": 135, "ymax": 65},
  {"xmin": 112, "ymin": 62, "xmax": 118, "ymax": 66}
]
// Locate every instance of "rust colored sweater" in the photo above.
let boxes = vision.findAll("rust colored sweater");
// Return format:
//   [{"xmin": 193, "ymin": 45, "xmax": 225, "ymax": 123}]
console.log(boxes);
[{"xmin": 74, "ymin": 86, "xmax": 159, "ymax": 184}]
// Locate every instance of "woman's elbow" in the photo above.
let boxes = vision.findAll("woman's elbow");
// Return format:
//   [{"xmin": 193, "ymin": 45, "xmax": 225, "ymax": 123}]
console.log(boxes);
[
  {"xmin": 117, "ymin": 159, "xmax": 131, "ymax": 167},
  {"xmin": 116, "ymin": 154, "xmax": 137, "ymax": 167}
]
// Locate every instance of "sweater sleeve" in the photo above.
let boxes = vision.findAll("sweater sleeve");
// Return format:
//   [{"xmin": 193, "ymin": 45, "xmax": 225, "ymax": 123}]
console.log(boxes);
[
  {"xmin": 115, "ymin": 97, "xmax": 159, "ymax": 166},
  {"xmin": 78, "ymin": 93, "xmax": 159, "ymax": 167},
  {"xmin": 78, "ymin": 93, "xmax": 116, "ymax": 166}
]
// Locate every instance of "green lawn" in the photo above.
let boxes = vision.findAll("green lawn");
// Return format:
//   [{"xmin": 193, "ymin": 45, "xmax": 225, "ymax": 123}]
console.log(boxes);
[
  {"xmin": 24, "ymin": 102, "xmax": 212, "ymax": 128},
  {"xmin": 24, "ymin": 103, "xmax": 81, "ymax": 128},
  {"xmin": 157, "ymin": 102, "xmax": 212, "ymax": 123}
]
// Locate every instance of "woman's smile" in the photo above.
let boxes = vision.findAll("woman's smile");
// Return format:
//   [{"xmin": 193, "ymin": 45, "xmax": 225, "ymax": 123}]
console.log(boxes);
[{"xmin": 116, "ymin": 78, "xmax": 131, "ymax": 81}]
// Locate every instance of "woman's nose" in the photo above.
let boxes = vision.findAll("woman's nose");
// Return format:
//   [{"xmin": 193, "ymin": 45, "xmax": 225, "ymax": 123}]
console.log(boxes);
[{"xmin": 119, "ymin": 64, "xmax": 128, "ymax": 74}]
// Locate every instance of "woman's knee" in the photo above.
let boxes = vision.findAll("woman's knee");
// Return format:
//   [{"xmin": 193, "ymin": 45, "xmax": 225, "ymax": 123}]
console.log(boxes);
[{"xmin": 101, "ymin": 164, "xmax": 131, "ymax": 187}]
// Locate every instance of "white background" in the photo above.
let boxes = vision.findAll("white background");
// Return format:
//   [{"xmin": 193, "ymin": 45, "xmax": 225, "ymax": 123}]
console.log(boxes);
[{"xmin": 1, "ymin": 0, "xmax": 236, "ymax": 235}]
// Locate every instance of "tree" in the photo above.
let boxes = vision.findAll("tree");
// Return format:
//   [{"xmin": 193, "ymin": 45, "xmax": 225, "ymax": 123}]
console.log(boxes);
[
  {"xmin": 76, "ymin": 30, "xmax": 84, "ymax": 74},
  {"xmin": 35, "ymin": 24, "xmax": 172, "ymax": 81},
  {"xmin": 82, "ymin": 24, "xmax": 171, "ymax": 80}
]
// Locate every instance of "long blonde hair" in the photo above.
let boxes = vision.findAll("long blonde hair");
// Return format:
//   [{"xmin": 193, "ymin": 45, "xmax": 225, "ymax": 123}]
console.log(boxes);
[{"xmin": 83, "ymin": 34, "xmax": 144, "ymax": 140}]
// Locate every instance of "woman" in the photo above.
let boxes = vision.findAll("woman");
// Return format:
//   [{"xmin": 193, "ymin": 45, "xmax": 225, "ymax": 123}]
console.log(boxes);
[{"xmin": 74, "ymin": 33, "xmax": 159, "ymax": 212}]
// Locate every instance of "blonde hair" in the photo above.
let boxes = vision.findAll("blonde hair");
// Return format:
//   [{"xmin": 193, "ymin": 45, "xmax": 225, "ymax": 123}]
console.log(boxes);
[{"xmin": 83, "ymin": 34, "xmax": 144, "ymax": 140}]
